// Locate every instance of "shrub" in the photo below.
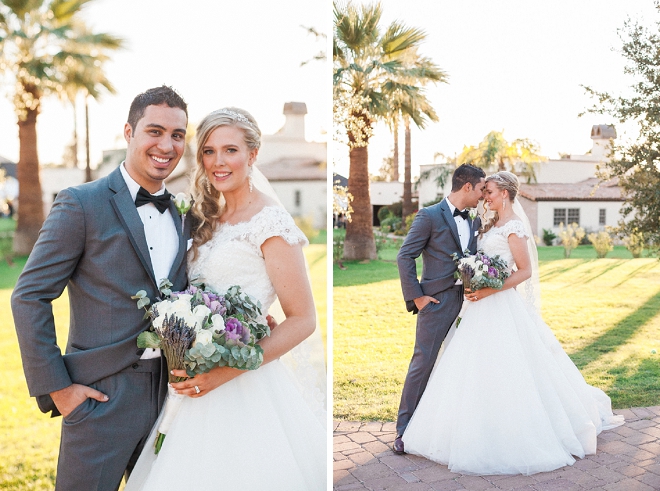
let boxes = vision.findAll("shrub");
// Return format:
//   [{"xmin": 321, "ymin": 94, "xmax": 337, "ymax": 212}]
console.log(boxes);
[
  {"xmin": 588, "ymin": 230, "xmax": 613, "ymax": 258},
  {"xmin": 374, "ymin": 230, "xmax": 392, "ymax": 258},
  {"xmin": 404, "ymin": 212, "xmax": 417, "ymax": 235},
  {"xmin": 558, "ymin": 222, "xmax": 585, "ymax": 258},
  {"xmin": 542, "ymin": 228, "xmax": 557, "ymax": 246},
  {"xmin": 380, "ymin": 215, "xmax": 402, "ymax": 233},
  {"xmin": 333, "ymin": 230, "xmax": 345, "ymax": 265},
  {"xmin": 623, "ymin": 231, "xmax": 645, "ymax": 258},
  {"xmin": 377, "ymin": 206, "xmax": 392, "ymax": 224}
]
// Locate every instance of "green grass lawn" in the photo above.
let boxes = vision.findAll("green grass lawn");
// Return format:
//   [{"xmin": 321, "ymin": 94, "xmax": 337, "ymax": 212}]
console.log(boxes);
[
  {"xmin": 334, "ymin": 252, "xmax": 660, "ymax": 421},
  {"xmin": 0, "ymin": 244, "xmax": 326, "ymax": 489}
]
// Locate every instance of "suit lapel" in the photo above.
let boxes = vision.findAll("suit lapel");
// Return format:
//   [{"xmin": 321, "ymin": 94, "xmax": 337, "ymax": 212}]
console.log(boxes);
[
  {"xmin": 439, "ymin": 200, "xmax": 463, "ymax": 252},
  {"xmin": 107, "ymin": 168, "xmax": 157, "ymax": 288},
  {"xmin": 166, "ymin": 199, "xmax": 186, "ymax": 281}
]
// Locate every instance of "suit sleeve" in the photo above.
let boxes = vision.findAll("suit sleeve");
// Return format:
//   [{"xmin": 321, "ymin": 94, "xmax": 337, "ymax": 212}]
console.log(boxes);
[
  {"xmin": 11, "ymin": 188, "xmax": 86, "ymax": 397},
  {"xmin": 397, "ymin": 208, "xmax": 431, "ymax": 302}
]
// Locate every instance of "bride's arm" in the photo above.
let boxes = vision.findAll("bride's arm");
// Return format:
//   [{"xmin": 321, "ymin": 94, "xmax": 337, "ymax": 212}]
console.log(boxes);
[
  {"xmin": 257, "ymin": 236, "xmax": 317, "ymax": 362},
  {"xmin": 171, "ymin": 236, "xmax": 316, "ymax": 396},
  {"xmin": 466, "ymin": 234, "xmax": 532, "ymax": 301}
]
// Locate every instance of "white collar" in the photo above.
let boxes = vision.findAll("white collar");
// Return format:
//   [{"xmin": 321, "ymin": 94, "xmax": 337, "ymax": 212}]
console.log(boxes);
[{"xmin": 120, "ymin": 162, "xmax": 167, "ymax": 201}]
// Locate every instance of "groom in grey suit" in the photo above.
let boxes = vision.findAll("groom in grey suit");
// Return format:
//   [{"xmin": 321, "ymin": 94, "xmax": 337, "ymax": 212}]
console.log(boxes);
[
  {"xmin": 12, "ymin": 86, "xmax": 190, "ymax": 490},
  {"xmin": 394, "ymin": 164, "xmax": 486, "ymax": 453}
]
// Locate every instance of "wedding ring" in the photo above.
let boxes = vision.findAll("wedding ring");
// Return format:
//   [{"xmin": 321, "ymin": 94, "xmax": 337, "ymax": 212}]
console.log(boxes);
[{"xmin": 194, "ymin": 385, "xmax": 200, "ymax": 394}]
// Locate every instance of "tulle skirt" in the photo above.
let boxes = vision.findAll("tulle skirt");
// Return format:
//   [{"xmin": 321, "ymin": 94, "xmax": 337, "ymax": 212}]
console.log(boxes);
[
  {"xmin": 125, "ymin": 360, "xmax": 326, "ymax": 490},
  {"xmin": 402, "ymin": 288, "xmax": 623, "ymax": 476}
]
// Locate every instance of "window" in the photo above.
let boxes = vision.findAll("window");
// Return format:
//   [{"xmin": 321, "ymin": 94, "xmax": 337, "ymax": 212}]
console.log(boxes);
[
  {"xmin": 294, "ymin": 190, "xmax": 301, "ymax": 207},
  {"xmin": 553, "ymin": 208, "xmax": 566, "ymax": 227},
  {"xmin": 599, "ymin": 208, "xmax": 606, "ymax": 226},
  {"xmin": 567, "ymin": 208, "xmax": 580, "ymax": 226},
  {"xmin": 554, "ymin": 208, "xmax": 580, "ymax": 226}
]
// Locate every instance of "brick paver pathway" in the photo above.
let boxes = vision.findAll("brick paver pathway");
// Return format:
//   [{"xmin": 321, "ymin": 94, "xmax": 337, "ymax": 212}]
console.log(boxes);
[{"xmin": 334, "ymin": 406, "xmax": 660, "ymax": 490}]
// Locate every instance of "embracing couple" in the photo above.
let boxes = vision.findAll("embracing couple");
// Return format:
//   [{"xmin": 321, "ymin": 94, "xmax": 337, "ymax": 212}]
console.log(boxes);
[
  {"xmin": 394, "ymin": 164, "xmax": 624, "ymax": 476},
  {"xmin": 11, "ymin": 86, "xmax": 326, "ymax": 490}
]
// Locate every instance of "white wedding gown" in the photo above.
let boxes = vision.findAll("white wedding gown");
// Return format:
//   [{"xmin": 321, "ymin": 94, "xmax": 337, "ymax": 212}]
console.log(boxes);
[
  {"xmin": 402, "ymin": 219, "xmax": 624, "ymax": 476},
  {"xmin": 126, "ymin": 206, "xmax": 326, "ymax": 490}
]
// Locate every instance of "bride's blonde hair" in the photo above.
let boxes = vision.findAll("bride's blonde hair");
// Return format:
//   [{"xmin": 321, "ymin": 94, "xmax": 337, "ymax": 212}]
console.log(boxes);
[
  {"xmin": 481, "ymin": 171, "xmax": 519, "ymax": 235},
  {"xmin": 189, "ymin": 107, "xmax": 261, "ymax": 259}
]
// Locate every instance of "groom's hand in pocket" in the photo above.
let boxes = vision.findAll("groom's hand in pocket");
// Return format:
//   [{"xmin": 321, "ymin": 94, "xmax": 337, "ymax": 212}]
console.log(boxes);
[
  {"xmin": 50, "ymin": 383, "xmax": 109, "ymax": 418},
  {"xmin": 414, "ymin": 295, "xmax": 439, "ymax": 312}
]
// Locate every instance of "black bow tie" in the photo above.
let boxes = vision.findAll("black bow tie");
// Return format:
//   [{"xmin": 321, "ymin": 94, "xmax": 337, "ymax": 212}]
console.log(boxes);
[
  {"xmin": 135, "ymin": 187, "xmax": 171, "ymax": 214},
  {"xmin": 453, "ymin": 208, "xmax": 469, "ymax": 220}
]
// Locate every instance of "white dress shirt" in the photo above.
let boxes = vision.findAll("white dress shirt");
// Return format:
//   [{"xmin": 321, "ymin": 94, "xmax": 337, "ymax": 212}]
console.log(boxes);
[
  {"xmin": 445, "ymin": 197, "xmax": 470, "ymax": 252},
  {"xmin": 120, "ymin": 163, "xmax": 179, "ymax": 359}
]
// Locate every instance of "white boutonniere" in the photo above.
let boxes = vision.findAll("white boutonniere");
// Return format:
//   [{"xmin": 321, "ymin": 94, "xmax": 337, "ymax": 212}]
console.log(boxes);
[
  {"xmin": 468, "ymin": 208, "xmax": 478, "ymax": 221},
  {"xmin": 173, "ymin": 193, "xmax": 192, "ymax": 232}
]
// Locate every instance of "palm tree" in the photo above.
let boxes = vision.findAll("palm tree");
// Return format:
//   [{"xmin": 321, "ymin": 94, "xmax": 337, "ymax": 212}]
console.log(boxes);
[
  {"xmin": 60, "ymin": 48, "xmax": 119, "ymax": 182},
  {"xmin": 0, "ymin": 0, "xmax": 123, "ymax": 254},
  {"xmin": 457, "ymin": 131, "xmax": 544, "ymax": 183},
  {"xmin": 385, "ymin": 48, "xmax": 445, "ymax": 221},
  {"xmin": 334, "ymin": 1, "xmax": 442, "ymax": 260}
]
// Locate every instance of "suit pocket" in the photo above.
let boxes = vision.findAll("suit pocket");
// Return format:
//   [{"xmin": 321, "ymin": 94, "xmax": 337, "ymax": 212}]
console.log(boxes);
[
  {"xmin": 418, "ymin": 300, "xmax": 438, "ymax": 314},
  {"xmin": 63, "ymin": 397, "xmax": 97, "ymax": 425}
]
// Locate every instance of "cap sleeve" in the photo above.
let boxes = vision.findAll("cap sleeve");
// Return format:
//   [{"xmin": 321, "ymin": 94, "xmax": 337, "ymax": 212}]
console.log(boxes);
[
  {"xmin": 502, "ymin": 219, "xmax": 529, "ymax": 239},
  {"xmin": 250, "ymin": 206, "xmax": 309, "ymax": 249}
]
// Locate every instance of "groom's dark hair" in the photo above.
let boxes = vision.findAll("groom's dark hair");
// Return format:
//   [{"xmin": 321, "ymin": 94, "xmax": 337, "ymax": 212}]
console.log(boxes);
[
  {"xmin": 451, "ymin": 164, "xmax": 486, "ymax": 192},
  {"xmin": 127, "ymin": 85, "xmax": 188, "ymax": 133}
]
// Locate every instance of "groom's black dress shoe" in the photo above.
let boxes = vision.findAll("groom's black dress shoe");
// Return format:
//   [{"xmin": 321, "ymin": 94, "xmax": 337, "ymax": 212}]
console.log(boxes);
[{"xmin": 393, "ymin": 435, "xmax": 405, "ymax": 454}]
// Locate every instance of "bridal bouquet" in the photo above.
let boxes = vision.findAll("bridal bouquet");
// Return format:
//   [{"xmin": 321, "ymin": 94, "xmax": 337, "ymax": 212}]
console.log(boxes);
[
  {"xmin": 451, "ymin": 249, "xmax": 510, "ymax": 291},
  {"xmin": 132, "ymin": 280, "xmax": 269, "ymax": 453}
]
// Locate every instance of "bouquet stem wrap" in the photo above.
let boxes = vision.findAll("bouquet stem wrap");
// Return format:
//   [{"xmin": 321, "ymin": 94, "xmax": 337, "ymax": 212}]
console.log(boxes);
[{"xmin": 154, "ymin": 385, "xmax": 185, "ymax": 454}]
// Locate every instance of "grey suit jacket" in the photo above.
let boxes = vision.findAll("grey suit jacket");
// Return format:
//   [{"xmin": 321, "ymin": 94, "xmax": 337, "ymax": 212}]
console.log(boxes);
[
  {"xmin": 397, "ymin": 200, "xmax": 481, "ymax": 314},
  {"xmin": 11, "ymin": 167, "xmax": 190, "ymax": 416}
]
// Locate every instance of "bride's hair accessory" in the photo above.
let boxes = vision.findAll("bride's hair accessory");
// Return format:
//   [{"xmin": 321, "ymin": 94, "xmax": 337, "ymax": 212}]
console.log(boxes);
[{"xmin": 216, "ymin": 108, "xmax": 258, "ymax": 129}]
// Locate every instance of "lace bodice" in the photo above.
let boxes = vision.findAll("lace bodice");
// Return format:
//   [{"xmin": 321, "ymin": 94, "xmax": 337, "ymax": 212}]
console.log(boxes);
[
  {"xmin": 188, "ymin": 206, "xmax": 308, "ymax": 318},
  {"xmin": 477, "ymin": 219, "xmax": 529, "ymax": 270}
]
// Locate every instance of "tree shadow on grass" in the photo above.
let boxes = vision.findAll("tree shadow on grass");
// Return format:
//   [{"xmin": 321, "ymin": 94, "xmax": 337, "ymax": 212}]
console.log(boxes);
[
  {"xmin": 539, "ymin": 260, "xmax": 588, "ymax": 282},
  {"xmin": 608, "ymin": 357, "xmax": 660, "ymax": 409},
  {"xmin": 570, "ymin": 288, "xmax": 660, "ymax": 371},
  {"xmin": 613, "ymin": 261, "xmax": 659, "ymax": 288},
  {"xmin": 334, "ymin": 257, "xmax": 423, "ymax": 288}
]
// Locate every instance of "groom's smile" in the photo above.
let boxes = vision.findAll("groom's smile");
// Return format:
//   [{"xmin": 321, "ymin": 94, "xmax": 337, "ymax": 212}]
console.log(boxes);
[{"xmin": 124, "ymin": 103, "xmax": 188, "ymax": 193}]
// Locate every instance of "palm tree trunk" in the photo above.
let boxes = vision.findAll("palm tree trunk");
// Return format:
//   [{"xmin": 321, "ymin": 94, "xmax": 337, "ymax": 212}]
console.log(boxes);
[
  {"xmin": 14, "ymin": 105, "xmax": 45, "ymax": 255},
  {"xmin": 85, "ymin": 96, "xmax": 92, "ymax": 182},
  {"xmin": 402, "ymin": 120, "xmax": 414, "ymax": 220},
  {"xmin": 344, "ymin": 143, "xmax": 376, "ymax": 261},
  {"xmin": 392, "ymin": 123, "xmax": 399, "ymax": 181}
]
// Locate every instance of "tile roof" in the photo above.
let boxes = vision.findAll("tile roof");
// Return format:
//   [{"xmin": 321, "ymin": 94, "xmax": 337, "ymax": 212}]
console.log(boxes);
[{"xmin": 519, "ymin": 178, "xmax": 623, "ymax": 201}]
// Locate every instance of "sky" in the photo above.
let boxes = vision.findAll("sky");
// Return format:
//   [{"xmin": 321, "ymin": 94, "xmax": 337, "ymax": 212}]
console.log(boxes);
[
  {"xmin": 0, "ymin": 0, "xmax": 330, "ymax": 166},
  {"xmin": 333, "ymin": 0, "xmax": 659, "ymax": 179}
]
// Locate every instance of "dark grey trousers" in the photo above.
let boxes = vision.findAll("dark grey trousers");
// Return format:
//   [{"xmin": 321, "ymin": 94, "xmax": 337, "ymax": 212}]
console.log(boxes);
[
  {"xmin": 55, "ymin": 358, "xmax": 163, "ymax": 491},
  {"xmin": 396, "ymin": 285, "xmax": 464, "ymax": 436}
]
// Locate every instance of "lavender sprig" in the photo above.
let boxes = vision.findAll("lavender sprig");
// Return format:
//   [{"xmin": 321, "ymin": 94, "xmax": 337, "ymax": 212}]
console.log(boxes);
[{"xmin": 157, "ymin": 314, "xmax": 196, "ymax": 383}]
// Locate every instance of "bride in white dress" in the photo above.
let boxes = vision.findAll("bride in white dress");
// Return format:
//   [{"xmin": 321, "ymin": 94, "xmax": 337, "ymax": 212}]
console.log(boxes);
[
  {"xmin": 402, "ymin": 171, "xmax": 624, "ymax": 476},
  {"xmin": 125, "ymin": 108, "xmax": 326, "ymax": 490}
]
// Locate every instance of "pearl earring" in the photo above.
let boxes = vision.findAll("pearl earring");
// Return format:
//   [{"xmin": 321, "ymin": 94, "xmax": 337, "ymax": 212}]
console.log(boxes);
[
  {"xmin": 248, "ymin": 166, "xmax": 254, "ymax": 193},
  {"xmin": 503, "ymin": 199, "xmax": 506, "ymax": 210},
  {"xmin": 205, "ymin": 177, "xmax": 212, "ymax": 194}
]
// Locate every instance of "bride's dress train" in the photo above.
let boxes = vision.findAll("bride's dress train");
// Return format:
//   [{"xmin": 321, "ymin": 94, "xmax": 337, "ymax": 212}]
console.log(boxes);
[
  {"xmin": 125, "ymin": 206, "xmax": 326, "ymax": 490},
  {"xmin": 402, "ymin": 219, "xmax": 624, "ymax": 476}
]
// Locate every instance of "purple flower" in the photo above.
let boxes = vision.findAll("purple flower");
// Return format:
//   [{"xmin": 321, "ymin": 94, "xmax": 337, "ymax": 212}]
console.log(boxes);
[
  {"xmin": 225, "ymin": 317, "xmax": 249, "ymax": 343},
  {"xmin": 202, "ymin": 293, "xmax": 211, "ymax": 307},
  {"xmin": 488, "ymin": 266, "xmax": 498, "ymax": 277}
]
